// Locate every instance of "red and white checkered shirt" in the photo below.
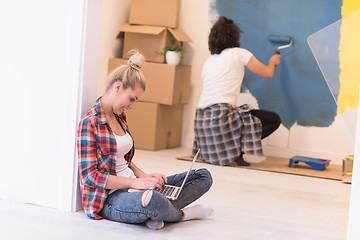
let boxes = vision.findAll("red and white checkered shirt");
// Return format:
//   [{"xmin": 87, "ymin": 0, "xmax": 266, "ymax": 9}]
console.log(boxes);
[{"xmin": 77, "ymin": 98, "xmax": 134, "ymax": 219}]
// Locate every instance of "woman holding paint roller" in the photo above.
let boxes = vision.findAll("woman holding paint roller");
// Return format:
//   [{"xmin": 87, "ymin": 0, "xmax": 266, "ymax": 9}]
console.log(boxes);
[{"xmin": 192, "ymin": 16, "xmax": 281, "ymax": 166}]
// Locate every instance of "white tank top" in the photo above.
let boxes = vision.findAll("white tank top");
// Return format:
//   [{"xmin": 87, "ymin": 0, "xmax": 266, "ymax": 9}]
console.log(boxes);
[
  {"xmin": 114, "ymin": 132, "xmax": 136, "ymax": 178},
  {"xmin": 109, "ymin": 132, "xmax": 136, "ymax": 194}
]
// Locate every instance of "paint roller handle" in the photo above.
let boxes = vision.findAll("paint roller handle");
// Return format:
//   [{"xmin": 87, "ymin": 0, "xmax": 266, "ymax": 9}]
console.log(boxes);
[{"xmin": 275, "ymin": 49, "xmax": 280, "ymax": 55}]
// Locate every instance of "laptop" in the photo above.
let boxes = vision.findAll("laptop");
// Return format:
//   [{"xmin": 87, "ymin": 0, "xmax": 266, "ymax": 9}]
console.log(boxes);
[{"xmin": 154, "ymin": 149, "xmax": 200, "ymax": 200}]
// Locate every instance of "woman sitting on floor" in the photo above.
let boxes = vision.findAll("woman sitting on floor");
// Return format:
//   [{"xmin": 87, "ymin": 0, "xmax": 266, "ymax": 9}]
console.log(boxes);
[{"xmin": 77, "ymin": 50, "xmax": 213, "ymax": 230}]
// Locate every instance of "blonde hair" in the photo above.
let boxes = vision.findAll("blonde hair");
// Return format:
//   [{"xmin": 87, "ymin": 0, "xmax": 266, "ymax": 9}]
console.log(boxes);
[{"xmin": 106, "ymin": 50, "xmax": 146, "ymax": 92}]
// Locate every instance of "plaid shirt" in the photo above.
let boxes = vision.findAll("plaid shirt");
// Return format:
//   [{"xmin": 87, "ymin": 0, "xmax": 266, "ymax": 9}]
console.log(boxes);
[
  {"xmin": 77, "ymin": 98, "xmax": 134, "ymax": 219},
  {"xmin": 192, "ymin": 103, "xmax": 262, "ymax": 166}
]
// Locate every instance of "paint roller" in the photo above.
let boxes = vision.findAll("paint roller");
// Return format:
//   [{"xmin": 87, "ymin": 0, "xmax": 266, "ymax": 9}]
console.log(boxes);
[{"xmin": 269, "ymin": 35, "xmax": 293, "ymax": 54}]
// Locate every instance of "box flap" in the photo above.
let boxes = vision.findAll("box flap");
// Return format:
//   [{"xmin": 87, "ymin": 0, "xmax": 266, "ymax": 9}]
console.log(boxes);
[
  {"xmin": 168, "ymin": 28, "xmax": 192, "ymax": 42},
  {"xmin": 116, "ymin": 24, "xmax": 166, "ymax": 38}
]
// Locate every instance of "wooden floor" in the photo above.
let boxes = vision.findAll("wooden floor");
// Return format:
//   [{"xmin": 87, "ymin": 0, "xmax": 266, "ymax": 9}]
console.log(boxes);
[
  {"xmin": 177, "ymin": 154, "xmax": 347, "ymax": 181},
  {"xmin": 1, "ymin": 147, "xmax": 351, "ymax": 240}
]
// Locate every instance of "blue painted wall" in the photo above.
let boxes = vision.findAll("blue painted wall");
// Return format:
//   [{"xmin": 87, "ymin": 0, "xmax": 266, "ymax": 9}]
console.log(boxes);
[{"xmin": 211, "ymin": 0, "xmax": 342, "ymax": 129}]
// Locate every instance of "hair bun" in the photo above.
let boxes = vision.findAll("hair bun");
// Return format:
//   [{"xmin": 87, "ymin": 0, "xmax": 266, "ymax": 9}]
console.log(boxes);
[{"xmin": 127, "ymin": 49, "xmax": 145, "ymax": 70}]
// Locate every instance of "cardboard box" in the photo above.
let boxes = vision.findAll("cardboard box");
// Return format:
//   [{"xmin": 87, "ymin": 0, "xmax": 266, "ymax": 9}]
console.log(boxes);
[
  {"xmin": 108, "ymin": 58, "xmax": 191, "ymax": 105},
  {"xmin": 125, "ymin": 102, "xmax": 183, "ymax": 150},
  {"xmin": 117, "ymin": 24, "xmax": 192, "ymax": 63},
  {"xmin": 129, "ymin": 0, "xmax": 180, "ymax": 28}
]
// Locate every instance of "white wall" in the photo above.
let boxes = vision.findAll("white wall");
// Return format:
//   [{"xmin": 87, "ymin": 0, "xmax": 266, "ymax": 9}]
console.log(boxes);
[
  {"xmin": 97, "ymin": 0, "xmax": 132, "ymax": 96},
  {"xmin": 347, "ymin": 94, "xmax": 360, "ymax": 239},
  {"xmin": 178, "ymin": 0, "xmax": 212, "ymax": 151},
  {"xmin": 0, "ymin": 0, "xmax": 101, "ymax": 211},
  {"xmin": 264, "ymin": 114, "xmax": 354, "ymax": 163},
  {"xmin": 72, "ymin": 0, "xmax": 103, "ymax": 211}
]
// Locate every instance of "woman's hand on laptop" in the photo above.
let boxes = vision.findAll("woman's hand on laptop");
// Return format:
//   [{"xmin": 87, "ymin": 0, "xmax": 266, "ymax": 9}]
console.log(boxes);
[
  {"xmin": 130, "ymin": 173, "xmax": 167, "ymax": 190},
  {"xmin": 148, "ymin": 173, "xmax": 168, "ymax": 186}
]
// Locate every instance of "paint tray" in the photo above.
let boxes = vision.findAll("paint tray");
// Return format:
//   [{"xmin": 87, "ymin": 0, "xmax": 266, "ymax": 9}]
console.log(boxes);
[{"xmin": 289, "ymin": 156, "xmax": 330, "ymax": 171}]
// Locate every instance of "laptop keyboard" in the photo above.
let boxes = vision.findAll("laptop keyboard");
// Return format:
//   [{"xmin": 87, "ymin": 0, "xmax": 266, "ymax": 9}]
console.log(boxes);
[{"xmin": 155, "ymin": 185, "xmax": 180, "ymax": 197}]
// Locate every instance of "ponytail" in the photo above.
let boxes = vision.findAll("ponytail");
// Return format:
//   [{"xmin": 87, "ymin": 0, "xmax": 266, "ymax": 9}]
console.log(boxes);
[{"xmin": 106, "ymin": 49, "xmax": 146, "ymax": 92}]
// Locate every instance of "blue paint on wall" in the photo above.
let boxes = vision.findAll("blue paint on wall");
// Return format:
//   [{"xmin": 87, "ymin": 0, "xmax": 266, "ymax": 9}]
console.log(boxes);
[{"xmin": 211, "ymin": 0, "xmax": 342, "ymax": 129}]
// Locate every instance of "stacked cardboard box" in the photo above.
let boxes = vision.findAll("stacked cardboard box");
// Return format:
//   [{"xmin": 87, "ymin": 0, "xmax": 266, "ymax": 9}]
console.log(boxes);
[{"xmin": 108, "ymin": 0, "xmax": 192, "ymax": 150}]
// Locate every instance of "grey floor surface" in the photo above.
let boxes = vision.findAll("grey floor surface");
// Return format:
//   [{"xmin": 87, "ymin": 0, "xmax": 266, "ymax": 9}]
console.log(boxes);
[{"xmin": 1, "ymin": 147, "xmax": 351, "ymax": 240}]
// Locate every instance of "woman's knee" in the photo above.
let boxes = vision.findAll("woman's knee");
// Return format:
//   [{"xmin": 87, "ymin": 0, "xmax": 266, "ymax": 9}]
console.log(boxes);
[
  {"xmin": 196, "ymin": 168, "xmax": 213, "ymax": 190},
  {"xmin": 141, "ymin": 189, "xmax": 153, "ymax": 207},
  {"xmin": 142, "ymin": 190, "xmax": 169, "ymax": 208}
]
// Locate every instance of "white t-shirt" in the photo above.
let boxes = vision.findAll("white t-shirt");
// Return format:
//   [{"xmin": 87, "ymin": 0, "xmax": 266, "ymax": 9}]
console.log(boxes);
[{"xmin": 197, "ymin": 47, "xmax": 253, "ymax": 108}]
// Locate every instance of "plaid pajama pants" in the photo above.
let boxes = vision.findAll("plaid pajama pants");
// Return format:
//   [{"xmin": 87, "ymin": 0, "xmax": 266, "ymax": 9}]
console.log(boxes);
[{"xmin": 192, "ymin": 103, "xmax": 263, "ymax": 166}]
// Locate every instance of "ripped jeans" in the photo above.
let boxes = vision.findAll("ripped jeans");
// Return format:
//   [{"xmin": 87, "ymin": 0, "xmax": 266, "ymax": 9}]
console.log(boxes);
[{"xmin": 100, "ymin": 168, "xmax": 212, "ymax": 223}]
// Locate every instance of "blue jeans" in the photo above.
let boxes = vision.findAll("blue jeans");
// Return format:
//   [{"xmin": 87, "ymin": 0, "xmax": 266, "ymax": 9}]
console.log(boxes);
[{"xmin": 100, "ymin": 168, "xmax": 212, "ymax": 224}]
